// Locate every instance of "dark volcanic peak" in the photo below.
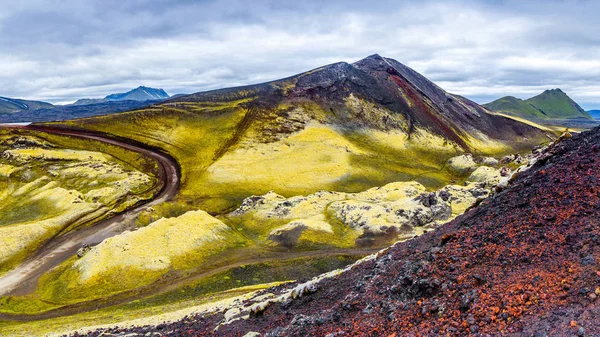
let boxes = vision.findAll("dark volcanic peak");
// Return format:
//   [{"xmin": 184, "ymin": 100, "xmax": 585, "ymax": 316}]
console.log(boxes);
[
  {"xmin": 172, "ymin": 54, "xmax": 548, "ymax": 152},
  {"xmin": 80, "ymin": 127, "xmax": 600, "ymax": 336}
]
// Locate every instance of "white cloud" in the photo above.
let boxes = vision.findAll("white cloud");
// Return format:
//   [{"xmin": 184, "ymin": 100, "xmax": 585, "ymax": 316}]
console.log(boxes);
[{"xmin": 0, "ymin": 0, "xmax": 599, "ymax": 109}]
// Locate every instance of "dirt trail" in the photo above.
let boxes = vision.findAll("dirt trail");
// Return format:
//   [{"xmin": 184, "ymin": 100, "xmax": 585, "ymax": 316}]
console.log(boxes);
[{"xmin": 0, "ymin": 125, "xmax": 180, "ymax": 297}]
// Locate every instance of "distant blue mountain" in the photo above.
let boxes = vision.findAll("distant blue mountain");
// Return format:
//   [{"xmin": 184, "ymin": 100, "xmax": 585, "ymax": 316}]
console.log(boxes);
[
  {"xmin": 0, "ymin": 100, "xmax": 161, "ymax": 123},
  {"xmin": 0, "ymin": 86, "xmax": 170, "ymax": 123},
  {"xmin": 105, "ymin": 86, "xmax": 169, "ymax": 101},
  {"xmin": 0, "ymin": 96, "xmax": 54, "ymax": 113},
  {"xmin": 73, "ymin": 86, "xmax": 169, "ymax": 105},
  {"xmin": 588, "ymin": 110, "xmax": 600, "ymax": 120}
]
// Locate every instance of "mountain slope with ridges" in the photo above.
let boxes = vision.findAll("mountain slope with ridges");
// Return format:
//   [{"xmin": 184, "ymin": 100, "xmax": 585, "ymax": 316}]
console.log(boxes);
[
  {"xmin": 587, "ymin": 110, "xmax": 600, "ymax": 120},
  {"xmin": 173, "ymin": 54, "xmax": 547, "ymax": 150}
]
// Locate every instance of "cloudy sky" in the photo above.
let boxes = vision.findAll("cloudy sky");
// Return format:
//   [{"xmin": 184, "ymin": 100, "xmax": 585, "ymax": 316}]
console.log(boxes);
[{"xmin": 1, "ymin": 0, "xmax": 599, "ymax": 109}]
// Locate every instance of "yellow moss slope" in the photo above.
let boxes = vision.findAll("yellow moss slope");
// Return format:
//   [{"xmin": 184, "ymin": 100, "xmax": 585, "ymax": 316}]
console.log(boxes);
[
  {"xmin": 0, "ymin": 133, "xmax": 157, "ymax": 273},
  {"xmin": 74, "ymin": 210, "xmax": 246, "ymax": 284}
]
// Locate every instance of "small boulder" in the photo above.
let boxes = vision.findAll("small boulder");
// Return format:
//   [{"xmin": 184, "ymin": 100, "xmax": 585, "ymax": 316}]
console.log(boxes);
[
  {"xmin": 447, "ymin": 154, "xmax": 477, "ymax": 175},
  {"xmin": 500, "ymin": 166, "xmax": 512, "ymax": 177},
  {"xmin": 467, "ymin": 166, "xmax": 501, "ymax": 186},
  {"xmin": 481, "ymin": 157, "xmax": 499, "ymax": 167},
  {"xmin": 500, "ymin": 154, "xmax": 515, "ymax": 164}
]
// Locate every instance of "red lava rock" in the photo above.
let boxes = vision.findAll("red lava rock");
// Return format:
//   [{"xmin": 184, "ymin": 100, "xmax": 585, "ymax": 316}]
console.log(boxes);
[{"xmin": 76, "ymin": 127, "xmax": 600, "ymax": 336}]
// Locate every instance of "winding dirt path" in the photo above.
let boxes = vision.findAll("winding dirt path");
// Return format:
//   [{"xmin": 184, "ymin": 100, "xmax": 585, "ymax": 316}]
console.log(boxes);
[{"xmin": 0, "ymin": 125, "xmax": 180, "ymax": 297}]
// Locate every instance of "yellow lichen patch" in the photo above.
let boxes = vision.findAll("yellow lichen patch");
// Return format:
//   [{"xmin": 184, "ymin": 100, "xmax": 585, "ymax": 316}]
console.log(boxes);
[
  {"xmin": 443, "ymin": 183, "xmax": 484, "ymax": 216},
  {"xmin": 446, "ymin": 154, "xmax": 477, "ymax": 175},
  {"xmin": 74, "ymin": 210, "xmax": 246, "ymax": 283},
  {"xmin": 205, "ymin": 123, "xmax": 364, "ymax": 194},
  {"xmin": 0, "ymin": 208, "xmax": 99, "ymax": 263},
  {"xmin": 462, "ymin": 130, "xmax": 513, "ymax": 154},
  {"xmin": 0, "ymin": 186, "xmax": 100, "ymax": 267},
  {"xmin": 352, "ymin": 181, "xmax": 426, "ymax": 202},
  {"xmin": 357, "ymin": 126, "xmax": 459, "ymax": 156},
  {"xmin": 2, "ymin": 148, "xmax": 110, "ymax": 163},
  {"xmin": 340, "ymin": 127, "xmax": 463, "ymax": 191},
  {"xmin": 345, "ymin": 94, "xmax": 409, "ymax": 130},
  {"xmin": 231, "ymin": 173, "xmax": 499, "ymax": 248},
  {"xmin": 268, "ymin": 219, "xmax": 336, "ymax": 247},
  {"xmin": 468, "ymin": 166, "xmax": 501, "ymax": 186},
  {"xmin": 488, "ymin": 111, "xmax": 557, "ymax": 132},
  {"xmin": 0, "ymin": 164, "xmax": 17, "ymax": 177}
]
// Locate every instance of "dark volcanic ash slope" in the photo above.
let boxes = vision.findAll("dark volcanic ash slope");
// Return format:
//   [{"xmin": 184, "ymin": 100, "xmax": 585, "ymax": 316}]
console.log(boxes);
[{"xmin": 78, "ymin": 128, "xmax": 600, "ymax": 336}]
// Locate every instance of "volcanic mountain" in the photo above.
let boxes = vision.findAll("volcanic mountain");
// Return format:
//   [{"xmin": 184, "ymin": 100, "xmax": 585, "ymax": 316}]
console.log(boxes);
[
  {"xmin": 77, "ymin": 126, "xmax": 600, "ymax": 337},
  {"xmin": 484, "ymin": 88, "xmax": 592, "ymax": 121},
  {"xmin": 58, "ymin": 54, "xmax": 550, "ymax": 213},
  {"xmin": 173, "ymin": 54, "xmax": 546, "ymax": 151}
]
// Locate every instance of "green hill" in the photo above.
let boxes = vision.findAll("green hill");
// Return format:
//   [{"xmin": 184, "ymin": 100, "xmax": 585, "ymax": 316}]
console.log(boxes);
[
  {"xmin": 484, "ymin": 89, "xmax": 592, "ymax": 120},
  {"xmin": 482, "ymin": 96, "xmax": 542, "ymax": 120}
]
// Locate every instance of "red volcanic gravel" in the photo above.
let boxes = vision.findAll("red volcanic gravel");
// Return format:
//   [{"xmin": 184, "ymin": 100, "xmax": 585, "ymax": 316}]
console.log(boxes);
[{"xmin": 73, "ymin": 127, "xmax": 600, "ymax": 337}]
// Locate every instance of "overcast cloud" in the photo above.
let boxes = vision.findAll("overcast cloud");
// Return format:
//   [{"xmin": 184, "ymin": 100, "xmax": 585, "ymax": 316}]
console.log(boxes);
[{"xmin": 1, "ymin": 0, "xmax": 599, "ymax": 109}]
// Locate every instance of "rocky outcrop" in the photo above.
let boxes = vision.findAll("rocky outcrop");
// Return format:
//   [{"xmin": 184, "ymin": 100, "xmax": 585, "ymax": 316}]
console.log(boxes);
[
  {"xmin": 446, "ymin": 154, "xmax": 477, "ymax": 175},
  {"xmin": 231, "ymin": 174, "xmax": 502, "ymax": 248}
]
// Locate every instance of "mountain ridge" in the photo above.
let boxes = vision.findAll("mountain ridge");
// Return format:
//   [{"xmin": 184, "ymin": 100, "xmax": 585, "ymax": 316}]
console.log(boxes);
[
  {"xmin": 0, "ymin": 96, "xmax": 54, "ymax": 114},
  {"xmin": 0, "ymin": 86, "xmax": 170, "ymax": 123}
]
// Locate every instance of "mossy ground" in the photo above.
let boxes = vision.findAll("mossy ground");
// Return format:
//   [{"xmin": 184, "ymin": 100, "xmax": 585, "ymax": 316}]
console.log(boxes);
[
  {"xmin": 0, "ymin": 255, "xmax": 360, "ymax": 336},
  {"xmin": 3, "ymin": 91, "xmax": 548, "ymax": 330},
  {"xmin": 0, "ymin": 129, "xmax": 159, "ymax": 275},
  {"xmin": 55, "ymin": 100, "xmax": 483, "ymax": 216}
]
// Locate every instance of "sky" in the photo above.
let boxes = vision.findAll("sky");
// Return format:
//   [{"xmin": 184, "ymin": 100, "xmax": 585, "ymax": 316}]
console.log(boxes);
[{"xmin": 1, "ymin": 0, "xmax": 599, "ymax": 109}]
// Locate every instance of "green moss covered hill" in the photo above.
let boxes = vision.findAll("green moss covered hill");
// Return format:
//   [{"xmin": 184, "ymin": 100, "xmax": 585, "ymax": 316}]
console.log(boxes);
[
  {"xmin": 484, "ymin": 88, "xmax": 592, "ymax": 121},
  {"xmin": 55, "ymin": 54, "xmax": 549, "ymax": 214}
]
